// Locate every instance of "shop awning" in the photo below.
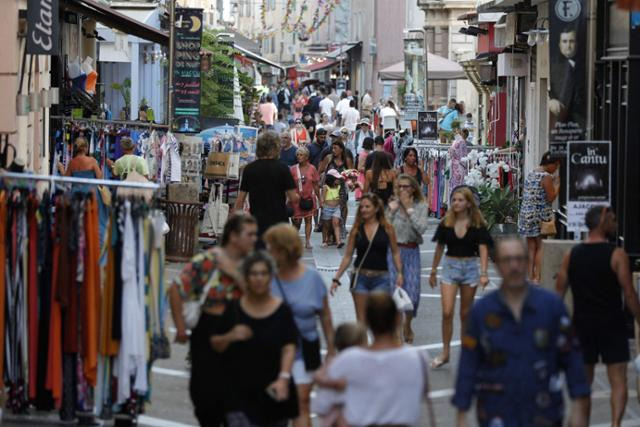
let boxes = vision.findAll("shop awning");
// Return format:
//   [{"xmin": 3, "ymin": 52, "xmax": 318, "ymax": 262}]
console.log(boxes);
[
  {"xmin": 326, "ymin": 42, "xmax": 362, "ymax": 59},
  {"xmin": 378, "ymin": 53, "xmax": 467, "ymax": 81},
  {"xmin": 235, "ymin": 45, "xmax": 285, "ymax": 71},
  {"xmin": 305, "ymin": 59, "xmax": 338, "ymax": 72},
  {"xmin": 61, "ymin": 0, "xmax": 169, "ymax": 45}
]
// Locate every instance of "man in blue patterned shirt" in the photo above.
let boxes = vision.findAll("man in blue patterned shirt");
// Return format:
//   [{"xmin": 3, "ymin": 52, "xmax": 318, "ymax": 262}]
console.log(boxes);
[{"xmin": 452, "ymin": 237, "xmax": 590, "ymax": 427}]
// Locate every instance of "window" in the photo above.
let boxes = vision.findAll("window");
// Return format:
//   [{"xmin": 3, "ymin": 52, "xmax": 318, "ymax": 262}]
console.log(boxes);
[{"xmin": 271, "ymin": 36, "xmax": 276, "ymax": 54}]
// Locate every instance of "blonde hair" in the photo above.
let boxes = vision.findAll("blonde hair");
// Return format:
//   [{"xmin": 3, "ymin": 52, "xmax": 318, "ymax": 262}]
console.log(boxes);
[
  {"xmin": 443, "ymin": 186, "xmax": 487, "ymax": 228},
  {"xmin": 74, "ymin": 137, "xmax": 89, "ymax": 154},
  {"xmin": 263, "ymin": 223, "xmax": 303, "ymax": 266}
]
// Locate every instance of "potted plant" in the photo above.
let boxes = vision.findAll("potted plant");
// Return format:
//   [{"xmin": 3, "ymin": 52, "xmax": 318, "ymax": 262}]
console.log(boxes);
[
  {"xmin": 478, "ymin": 185, "xmax": 519, "ymax": 238},
  {"xmin": 110, "ymin": 78, "xmax": 131, "ymax": 120}
]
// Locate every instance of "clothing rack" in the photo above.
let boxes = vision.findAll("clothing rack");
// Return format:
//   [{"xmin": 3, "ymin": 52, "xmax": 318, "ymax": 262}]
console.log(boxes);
[
  {"xmin": 0, "ymin": 171, "xmax": 160, "ymax": 190},
  {"xmin": 50, "ymin": 115, "xmax": 170, "ymax": 130},
  {"xmin": 413, "ymin": 142, "xmax": 498, "ymax": 151}
]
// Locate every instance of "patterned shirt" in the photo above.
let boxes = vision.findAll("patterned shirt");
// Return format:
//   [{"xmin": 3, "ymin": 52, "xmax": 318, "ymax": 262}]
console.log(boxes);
[{"xmin": 173, "ymin": 250, "xmax": 241, "ymax": 307}]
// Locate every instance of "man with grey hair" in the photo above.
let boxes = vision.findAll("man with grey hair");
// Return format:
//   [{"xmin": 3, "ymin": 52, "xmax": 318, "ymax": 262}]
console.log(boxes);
[
  {"xmin": 235, "ymin": 131, "xmax": 298, "ymax": 247},
  {"xmin": 453, "ymin": 236, "xmax": 590, "ymax": 426},
  {"xmin": 279, "ymin": 131, "xmax": 298, "ymax": 167},
  {"xmin": 556, "ymin": 206, "xmax": 640, "ymax": 426}
]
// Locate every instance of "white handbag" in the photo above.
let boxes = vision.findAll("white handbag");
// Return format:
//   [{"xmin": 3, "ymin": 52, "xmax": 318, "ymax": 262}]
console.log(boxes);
[
  {"xmin": 182, "ymin": 280, "xmax": 214, "ymax": 329},
  {"xmin": 393, "ymin": 287, "xmax": 414, "ymax": 312}
]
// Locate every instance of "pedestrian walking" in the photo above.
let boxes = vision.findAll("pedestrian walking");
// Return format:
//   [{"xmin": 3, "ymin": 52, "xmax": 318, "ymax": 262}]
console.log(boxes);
[
  {"xmin": 312, "ymin": 322, "xmax": 368, "ymax": 427},
  {"xmin": 360, "ymin": 89, "xmax": 373, "ymax": 118},
  {"xmin": 168, "ymin": 213, "xmax": 258, "ymax": 427},
  {"xmin": 341, "ymin": 100, "xmax": 360, "ymax": 133},
  {"xmin": 518, "ymin": 151, "xmax": 560, "ymax": 283},
  {"xmin": 320, "ymin": 170, "xmax": 344, "ymax": 248},
  {"xmin": 330, "ymin": 193, "xmax": 403, "ymax": 323},
  {"xmin": 320, "ymin": 293, "xmax": 435, "ymax": 426},
  {"xmin": 355, "ymin": 137, "xmax": 373, "ymax": 201},
  {"xmin": 351, "ymin": 118, "xmax": 375, "ymax": 157},
  {"xmin": 211, "ymin": 251, "xmax": 299, "ymax": 427},
  {"xmin": 259, "ymin": 95, "xmax": 278, "ymax": 129},
  {"xmin": 452, "ymin": 237, "xmax": 590, "ymax": 427},
  {"xmin": 429, "ymin": 186, "xmax": 492, "ymax": 368},
  {"xmin": 556, "ymin": 206, "xmax": 640, "ymax": 426},
  {"xmin": 319, "ymin": 90, "xmax": 335, "ymax": 123},
  {"xmin": 273, "ymin": 113, "xmax": 289, "ymax": 135},
  {"xmin": 363, "ymin": 150, "xmax": 396, "ymax": 206},
  {"xmin": 319, "ymin": 141, "xmax": 353, "ymax": 240},
  {"xmin": 293, "ymin": 92, "xmax": 307, "ymax": 120},
  {"xmin": 264, "ymin": 224, "xmax": 336, "ymax": 427},
  {"xmin": 308, "ymin": 128, "xmax": 329, "ymax": 169},
  {"xmin": 291, "ymin": 119, "xmax": 310, "ymax": 146},
  {"xmin": 364, "ymin": 136, "xmax": 393, "ymax": 172},
  {"xmin": 279, "ymin": 132, "xmax": 298, "ymax": 167},
  {"xmin": 387, "ymin": 174, "xmax": 429, "ymax": 343},
  {"xmin": 235, "ymin": 131, "xmax": 299, "ymax": 247},
  {"xmin": 289, "ymin": 147, "xmax": 320, "ymax": 249},
  {"xmin": 398, "ymin": 147, "xmax": 429, "ymax": 189},
  {"xmin": 439, "ymin": 102, "xmax": 462, "ymax": 143}
]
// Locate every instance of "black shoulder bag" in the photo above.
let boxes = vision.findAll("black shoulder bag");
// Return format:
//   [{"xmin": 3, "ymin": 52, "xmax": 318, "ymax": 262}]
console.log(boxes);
[{"xmin": 275, "ymin": 277, "xmax": 322, "ymax": 371}]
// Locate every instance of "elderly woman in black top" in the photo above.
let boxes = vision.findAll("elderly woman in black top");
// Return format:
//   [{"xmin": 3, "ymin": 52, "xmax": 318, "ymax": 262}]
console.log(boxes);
[
  {"xmin": 429, "ymin": 186, "xmax": 492, "ymax": 368},
  {"xmin": 329, "ymin": 193, "xmax": 403, "ymax": 323}
]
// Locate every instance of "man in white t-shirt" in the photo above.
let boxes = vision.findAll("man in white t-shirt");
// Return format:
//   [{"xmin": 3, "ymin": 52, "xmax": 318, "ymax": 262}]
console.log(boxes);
[
  {"xmin": 319, "ymin": 91, "xmax": 335, "ymax": 121},
  {"xmin": 319, "ymin": 293, "xmax": 433, "ymax": 427},
  {"xmin": 341, "ymin": 100, "xmax": 360, "ymax": 132},
  {"xmin": 335, "ymin": 92, "xmax": 350, "ymax": 121}
]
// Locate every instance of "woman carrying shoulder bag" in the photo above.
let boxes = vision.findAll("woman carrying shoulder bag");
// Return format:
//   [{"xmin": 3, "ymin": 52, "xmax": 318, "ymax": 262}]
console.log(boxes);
[
  {"xmin": 264, "ymin": 224, "xmax": 335, "ymax": 427},
  {"xmin": 329, "ymin": 193, "xmax": 403, "ymax": 323}
]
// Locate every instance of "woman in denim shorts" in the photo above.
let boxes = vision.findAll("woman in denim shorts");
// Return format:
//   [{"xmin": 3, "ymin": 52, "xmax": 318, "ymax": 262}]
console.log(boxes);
[
  {"xmin": 329, "ymin": 193, "xmax": 403, "ymax": 323},
  {"xmin": 429, "ymin": 186, "xmax": 492, "ymax": 368}
]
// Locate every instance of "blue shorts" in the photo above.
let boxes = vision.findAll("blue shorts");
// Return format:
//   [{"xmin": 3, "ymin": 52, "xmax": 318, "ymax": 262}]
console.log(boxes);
[
  {"xmin": 322, "ymin": 206, "xmax": 341, "ymax": 220},
  {"xmin": 352, "ymin": 273, "xmax": 390, "ymax": 294},
  {"xmin": 441, "ymin": 256, "xmax": 479, "ymax": 286}
]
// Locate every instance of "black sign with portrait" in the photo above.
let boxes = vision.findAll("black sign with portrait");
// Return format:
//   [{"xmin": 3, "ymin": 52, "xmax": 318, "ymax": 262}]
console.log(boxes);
[
  {"xmin": 417, "ymin": 111, "xmax": 438, "ymax": 140},
  {"xmin": 27, "ymin": 0, "xmax": 59, "ymax": 55},
  {"xmin": 172, "ymin": 8, "xmax": 204, "ymax": 133},
  {"xmin": 549, "ymin": 0, "xmax": 588, "ymax": 145}
]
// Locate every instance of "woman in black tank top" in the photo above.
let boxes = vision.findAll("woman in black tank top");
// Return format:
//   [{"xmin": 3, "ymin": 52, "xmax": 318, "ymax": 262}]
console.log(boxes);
[
  {"xmin": 364, "ymin": 151, "xmax": 396, "ymax": 206},
  {"xmin": 399, "ymin": 147, "xmax": 429, "ymax": 188},
  {"xmin": 329, "ymin": 193, "xmax": 403, "ymax": 322}
]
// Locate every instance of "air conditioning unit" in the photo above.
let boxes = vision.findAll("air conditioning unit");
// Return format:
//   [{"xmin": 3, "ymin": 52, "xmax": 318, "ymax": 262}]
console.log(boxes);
[
  {"xmin": 370, "ymin": 39, "xmax": 377, "ymax": 55},
  {"xmin": 497, "ymin": 53, "xmax": 527, "ymax": 76}
]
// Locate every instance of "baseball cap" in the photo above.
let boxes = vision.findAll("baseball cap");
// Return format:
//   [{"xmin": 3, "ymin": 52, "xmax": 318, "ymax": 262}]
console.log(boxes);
[{"xmin": 327, "ymin": 169, "xmax": 343, "ymax": 179}]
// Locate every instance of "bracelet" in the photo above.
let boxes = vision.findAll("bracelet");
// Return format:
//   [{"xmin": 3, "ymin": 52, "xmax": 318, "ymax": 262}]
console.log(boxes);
[
  {"xmin": 332, "ymin": 278, "xmax": 341, "ymax": 286},
  {"xmin": 278, "ymin": 372, "xmax": 291, "ymax": 380}
]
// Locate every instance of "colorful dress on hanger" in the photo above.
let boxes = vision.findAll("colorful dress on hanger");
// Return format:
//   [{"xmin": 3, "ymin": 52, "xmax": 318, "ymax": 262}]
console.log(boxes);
[{"xmin": 448, "ymin": 137, "xmax": 467, "ymax": 202}]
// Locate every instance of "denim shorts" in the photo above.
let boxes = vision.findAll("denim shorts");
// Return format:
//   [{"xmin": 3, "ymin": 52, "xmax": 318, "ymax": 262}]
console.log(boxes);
[
  {"xmin": 352, "ymin": 273, "xmax": 391, "ymax": 294},
  {"xmin": 441, "ymin": 256, "xmax": 480, "ymax": 286},
  {"xmin": 322, "ymin": 205, "xmax": 341, "ymax": 220}
]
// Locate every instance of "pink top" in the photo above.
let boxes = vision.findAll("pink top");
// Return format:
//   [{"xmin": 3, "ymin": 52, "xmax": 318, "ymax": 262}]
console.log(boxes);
[
  {"xmin": 290, "ymin": 163, "xmax": 320, "ymax": 218},
  {"xmin": 259, "ymin": 102, "xmax": 278, "ymax": 125}
]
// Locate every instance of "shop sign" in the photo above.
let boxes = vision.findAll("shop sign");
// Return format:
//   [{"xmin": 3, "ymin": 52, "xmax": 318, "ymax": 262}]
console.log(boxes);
[
  {"xmin": 549, "ymin": 0, "xmax": 588, "ymax": 145},
  {"xmin": 566, "ymin": 141, "xmax": 611, "ymax": 232},
  {"xmin": 336, "ymin": 78, "xmax": 347, "ymax": 92},
  {"xmin": 172, "ymin": 8, "xmax": 203, "ymax": 133},
  {"xmin": 417, "ymin": 111, "xmax": 438, "ymax": 141},
  {"xmin": 27, "ymin": 0, "xmax": 59, "ymax": 55}
]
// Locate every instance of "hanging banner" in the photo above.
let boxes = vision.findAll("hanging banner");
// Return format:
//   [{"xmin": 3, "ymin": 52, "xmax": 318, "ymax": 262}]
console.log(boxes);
[
  {"xmin": 172, "ymin": 8, "xmax": 203, "ymax": 133},
  {"xmin": 403, "ymin": 34, "xmax": 426, "ymax": 121},
  {"xmin": 566, "ymin": 141, "xmax": 611, "ymax": 232},
  {"xmin": 548, "ymin": 0, "xmax": 588, "ymax": 156},
  {"xmin": 27, "ymin": 0, "xmax": 59, "ymax": 55},
  {"xmin": 417, "ymin": 111, "xmax": 438, "ymax": 140}
]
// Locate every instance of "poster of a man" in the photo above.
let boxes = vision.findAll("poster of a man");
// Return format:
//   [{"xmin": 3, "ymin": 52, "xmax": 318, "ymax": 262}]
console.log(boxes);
[{"xmin": 549, "ymin": 27, "xmax": 585, "ymax": 127}]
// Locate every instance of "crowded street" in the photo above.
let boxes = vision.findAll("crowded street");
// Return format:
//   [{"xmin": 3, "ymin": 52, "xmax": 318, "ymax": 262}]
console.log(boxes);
[{"xmin": 2, "ymin": 0, "xmax": 640, "ymax": 425}]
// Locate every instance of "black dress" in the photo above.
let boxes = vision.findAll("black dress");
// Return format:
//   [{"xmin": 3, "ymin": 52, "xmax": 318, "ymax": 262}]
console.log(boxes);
[{"xmin": 220, "ymin": 300, "xmax": 299, "ymax": 426}]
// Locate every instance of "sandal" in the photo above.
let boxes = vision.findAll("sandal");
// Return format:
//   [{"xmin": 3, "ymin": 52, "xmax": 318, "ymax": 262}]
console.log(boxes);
[
  {"xmin": 321, "ymin": 243, "xmax": 328, "ymax": 248},
  {"xmin": 430, "ymin": 355, "xmax": 449, "ymax": 369},
  {"xmin": 337, "ymin": 242, "xmax": 345, "ymax": 249}
]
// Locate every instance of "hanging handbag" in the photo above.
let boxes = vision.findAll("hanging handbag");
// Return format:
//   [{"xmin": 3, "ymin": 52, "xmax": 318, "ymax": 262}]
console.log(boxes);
[
  {"xmin": 275, "ymin": 278, "xmax": 322, "ymax": 371},
  {"xmin": 182, "ymin": 280, "xmax": 214, "ymax": 330},
  {"xmin": 296, "ymin": 164, "xmax": 314, "ymax": 211},
  {"xmin": 349, "ymin": 225, "xmax": 377, "ymax": 290},
  {"xmin": 540, "ymin": 215, "xmax": 556, "ymax": 237},
  {"xmin": 392, "ymin": 287, "xmax": 413, "ymax": 312}
]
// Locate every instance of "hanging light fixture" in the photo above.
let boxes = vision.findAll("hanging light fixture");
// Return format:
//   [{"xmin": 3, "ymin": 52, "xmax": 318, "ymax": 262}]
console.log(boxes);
[{"xmin": 526, "ymin": 30, "xmax": 537, "ymax": 47}]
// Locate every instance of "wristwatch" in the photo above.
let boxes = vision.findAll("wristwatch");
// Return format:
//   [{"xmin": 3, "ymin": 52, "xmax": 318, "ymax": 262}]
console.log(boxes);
[
  {"xmin": 332, "ymin": 278, "xmax": 341, "ymax": 286},
  {"xmin": 278, "ymin": 372, "xmax": 291, "ymax": 380}
]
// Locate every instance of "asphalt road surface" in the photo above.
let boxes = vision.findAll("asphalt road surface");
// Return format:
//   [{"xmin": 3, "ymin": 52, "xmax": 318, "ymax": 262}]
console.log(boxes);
[{"xmin": 4, "ymin": 198, "xmax": 640, "ymax": 426}]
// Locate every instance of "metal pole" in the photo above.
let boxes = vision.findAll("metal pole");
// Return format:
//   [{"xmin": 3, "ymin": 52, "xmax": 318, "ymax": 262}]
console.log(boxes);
[
  {"xmin": 423, "ymin": 28, "xmax": 428, "ymax": 111},
  {"xmin": 167, "ymin": 0, "xmax": 176, "ymax": 130},
  {"xmin": 0, "ymin": 171, "xmax": 161, "ymax": 189}
]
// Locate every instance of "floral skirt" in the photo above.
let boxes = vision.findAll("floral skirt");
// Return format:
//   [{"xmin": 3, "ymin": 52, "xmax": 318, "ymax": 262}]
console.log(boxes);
[{"xmin": 387, "ymin": 246, "xmax": 421, "ymax": 317}]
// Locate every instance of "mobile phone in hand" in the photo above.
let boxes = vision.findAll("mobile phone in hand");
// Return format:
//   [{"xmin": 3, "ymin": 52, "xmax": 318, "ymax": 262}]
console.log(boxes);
[{"xmin": 265, "ymin": 387, "xmax": 278, "ymax": 400}]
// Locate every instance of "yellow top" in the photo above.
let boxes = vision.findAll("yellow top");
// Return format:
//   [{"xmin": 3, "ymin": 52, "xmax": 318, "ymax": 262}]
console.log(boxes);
[{"xmin": 324, "ymin": 185, "xmax": 340, "ymax": 202}]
